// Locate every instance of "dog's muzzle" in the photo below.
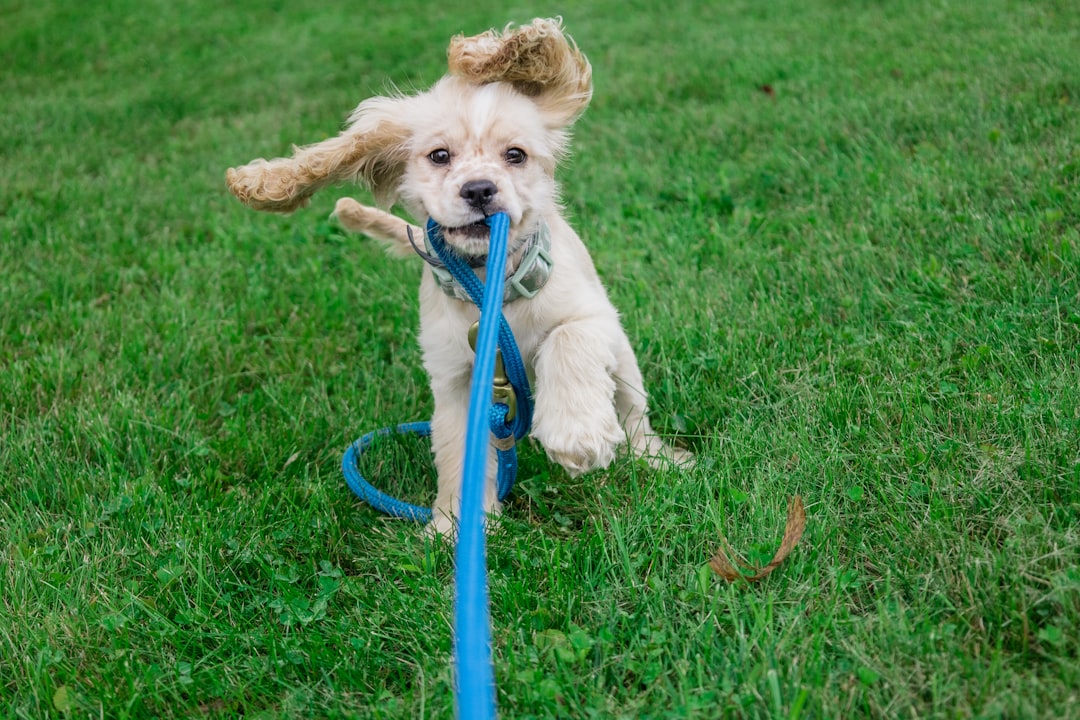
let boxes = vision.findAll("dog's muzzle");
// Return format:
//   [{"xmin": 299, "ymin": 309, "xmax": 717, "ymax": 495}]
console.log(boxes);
[{"xmin": 445, "ymin": 220, "xmax": 494, "ymax": 239}]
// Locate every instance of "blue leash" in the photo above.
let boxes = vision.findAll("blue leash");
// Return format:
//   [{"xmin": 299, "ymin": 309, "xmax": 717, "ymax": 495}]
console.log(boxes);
[
  {"xmin": 423, "ymin": 217, "xmax": 532, "ymax": 442},
  {"xmin": 340, "ymin": 216, "xmax": 532, "ymax": 521},
  {"xmin": 451, "ymin": 211, "xmax": 510, "ymax": 719},
  {"xmin": 341, "ymin": 212, "xmax": 526, "ymax": 718}
]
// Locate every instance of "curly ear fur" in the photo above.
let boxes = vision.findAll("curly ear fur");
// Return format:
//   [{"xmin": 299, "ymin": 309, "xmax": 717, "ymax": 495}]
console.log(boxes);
[
  {"xmin": 448, "ymin": 17, "xmax": 593, "ymax": 127},
  {"xmin": 226, "ymin": 96, "xmax": 413, "ymax": 213}
]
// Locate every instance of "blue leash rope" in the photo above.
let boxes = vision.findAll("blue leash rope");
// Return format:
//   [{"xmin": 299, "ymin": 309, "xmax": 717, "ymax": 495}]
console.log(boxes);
[
  {"xmin": 340, "ymin": 216, "xmax": 532, "ymax": 521},
  {"xmin": 452, "ymin": 211, "xmax": 510, "ymax": 719},
  {"xmin": 424, "ymin": 217, "xmax": 533, "ymax": 443},
  {"xmin": 341, "ymin": 212, "xmax": 524, "ymax": 718}
]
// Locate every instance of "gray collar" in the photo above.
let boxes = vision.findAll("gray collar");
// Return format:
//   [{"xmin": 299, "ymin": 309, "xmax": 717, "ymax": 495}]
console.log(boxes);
[{"xmin": 420, "ymin": 220, "xmax": 553, "ymax": 303}]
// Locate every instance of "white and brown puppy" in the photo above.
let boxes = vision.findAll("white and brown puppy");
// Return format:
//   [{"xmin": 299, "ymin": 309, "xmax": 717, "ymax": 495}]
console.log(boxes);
[{"xmin": 226, "ymin": 18, "xmax": 690, "ymax": 536}]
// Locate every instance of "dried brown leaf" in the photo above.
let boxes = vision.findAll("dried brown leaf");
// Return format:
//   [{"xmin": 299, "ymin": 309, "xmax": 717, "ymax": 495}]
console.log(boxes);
[
  {"xmin": 708, "ymin": 550, "xmax": 742, "ymax": 582},
  {"xmin": 709, "ymin": 495, "xmax": 806, "ymax": 583}
]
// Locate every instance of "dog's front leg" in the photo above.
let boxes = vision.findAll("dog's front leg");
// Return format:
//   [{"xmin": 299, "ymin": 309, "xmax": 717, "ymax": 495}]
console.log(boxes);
[
  {"xmin": 611, "ymin": 332, "xmax": 695, "ymax": 468},
  {"xmin": 531, "ymin": 319, "xmax": 625, "ymax": 476},
  {"xmin": 332, "ymin": 197, "xmax": 420, "ymax": 257},
  {"xmin": 427, "ymin": 378, "xmax": 501, "ymax": 538}
]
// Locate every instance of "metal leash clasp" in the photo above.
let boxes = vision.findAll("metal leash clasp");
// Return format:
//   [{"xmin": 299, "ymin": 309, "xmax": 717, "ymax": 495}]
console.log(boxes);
[{"xmin": 468, "ymin": 321, "xmax": 517, "ymax": 423}]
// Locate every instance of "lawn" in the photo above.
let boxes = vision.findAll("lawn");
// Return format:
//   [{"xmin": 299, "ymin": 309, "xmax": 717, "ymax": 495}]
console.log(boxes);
[{"xmin": 2, "ymin": 0, "xmax": 1078, "ymax": 717}]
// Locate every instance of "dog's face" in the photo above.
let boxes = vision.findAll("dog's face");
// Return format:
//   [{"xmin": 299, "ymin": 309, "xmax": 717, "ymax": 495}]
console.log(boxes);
[{"xmin": 391, "ymin": 78, "xmax": 564, "ymax": 255}]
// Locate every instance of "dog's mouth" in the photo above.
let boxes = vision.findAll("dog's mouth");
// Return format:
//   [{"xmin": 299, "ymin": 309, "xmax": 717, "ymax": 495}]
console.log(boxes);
[{"xmin": 443, "ymin": 220, "xmax": 493, "ymax": 240}]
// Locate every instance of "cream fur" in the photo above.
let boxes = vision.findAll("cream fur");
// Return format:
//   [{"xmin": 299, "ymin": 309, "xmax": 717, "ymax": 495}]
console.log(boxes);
[{"xmin": 225, "ymin": 18, "xmax": 690, "ymax": 537}]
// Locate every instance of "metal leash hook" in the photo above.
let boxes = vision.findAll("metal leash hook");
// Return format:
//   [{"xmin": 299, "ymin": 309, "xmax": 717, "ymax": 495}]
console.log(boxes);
[{"xmin": 468, "ymin": 321, "xmax": 517, "ymax": 422}]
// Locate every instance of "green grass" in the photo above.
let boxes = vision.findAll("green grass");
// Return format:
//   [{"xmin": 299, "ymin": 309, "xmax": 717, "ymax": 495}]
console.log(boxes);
[{"xmin": 2, "ymin": 0, "xmax": 1079, "ymax": 717}]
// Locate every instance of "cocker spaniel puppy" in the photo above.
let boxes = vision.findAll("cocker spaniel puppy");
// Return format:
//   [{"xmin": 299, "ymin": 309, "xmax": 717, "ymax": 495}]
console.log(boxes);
[{"xmin": 226, "ymin": 18, "xmax": 690, "ymax": 536}]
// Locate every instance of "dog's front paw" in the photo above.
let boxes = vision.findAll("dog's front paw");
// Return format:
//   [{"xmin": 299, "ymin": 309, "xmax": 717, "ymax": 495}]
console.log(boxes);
[
  {"xmin": 424, "ymin": 510, "xmax": 457, "ymax": 542},
  {"xmin": 535, "ymin": 411, "xmax": 624, "ymax": 477},
  {"xmin": 423, "ymin": 506, "xmax": 503, "ymax": 541},
  {"xmin": 670, "ymin": 446, "xmax": 696, "ymax": 466},
  {"xmin": 649, "ymin": 444, "xmax": 695, "ymax": 470}
]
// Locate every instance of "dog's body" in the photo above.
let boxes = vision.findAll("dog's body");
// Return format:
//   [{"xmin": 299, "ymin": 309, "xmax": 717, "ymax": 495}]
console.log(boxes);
[{"xmin": 227, "ymin": 20, "xmax": 689, "ymax": 536}]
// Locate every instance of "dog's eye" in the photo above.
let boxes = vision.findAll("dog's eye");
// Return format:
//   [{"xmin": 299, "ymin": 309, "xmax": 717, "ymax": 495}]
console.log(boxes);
[
  {"xmin": 504, "ymin": 147, "xmax": 527, "ymax": 165},
  {"xmin": 428, "ymin": 149, "xmax": 451, "ymax": 165}
]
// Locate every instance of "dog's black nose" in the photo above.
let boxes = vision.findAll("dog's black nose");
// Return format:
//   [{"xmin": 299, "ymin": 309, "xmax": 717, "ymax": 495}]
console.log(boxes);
[{"xmin": 460, "ymin": 179, "xmax": 498, "ymax": 209}]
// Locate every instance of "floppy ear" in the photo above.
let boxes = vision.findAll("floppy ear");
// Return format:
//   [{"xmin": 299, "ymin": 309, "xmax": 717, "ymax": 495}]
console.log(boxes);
[
  {"xmin": 226, "ymin": 96, "xmax": 412, "ymax": 213},
  {"xmin": 447, "ymin": 17, "xmax": 593, "ymax": 128}
]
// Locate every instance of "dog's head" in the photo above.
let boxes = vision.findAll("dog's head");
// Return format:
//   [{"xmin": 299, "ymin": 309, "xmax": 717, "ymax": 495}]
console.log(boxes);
[{"xmin": 226, "ymin": 18, "xmax": 591, "ymax": 255}]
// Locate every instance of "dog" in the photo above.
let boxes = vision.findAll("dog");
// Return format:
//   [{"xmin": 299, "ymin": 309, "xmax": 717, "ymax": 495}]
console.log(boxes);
[{"xmin": 226, "ymin": 18, "xmax": 691, "ymax": 537}]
